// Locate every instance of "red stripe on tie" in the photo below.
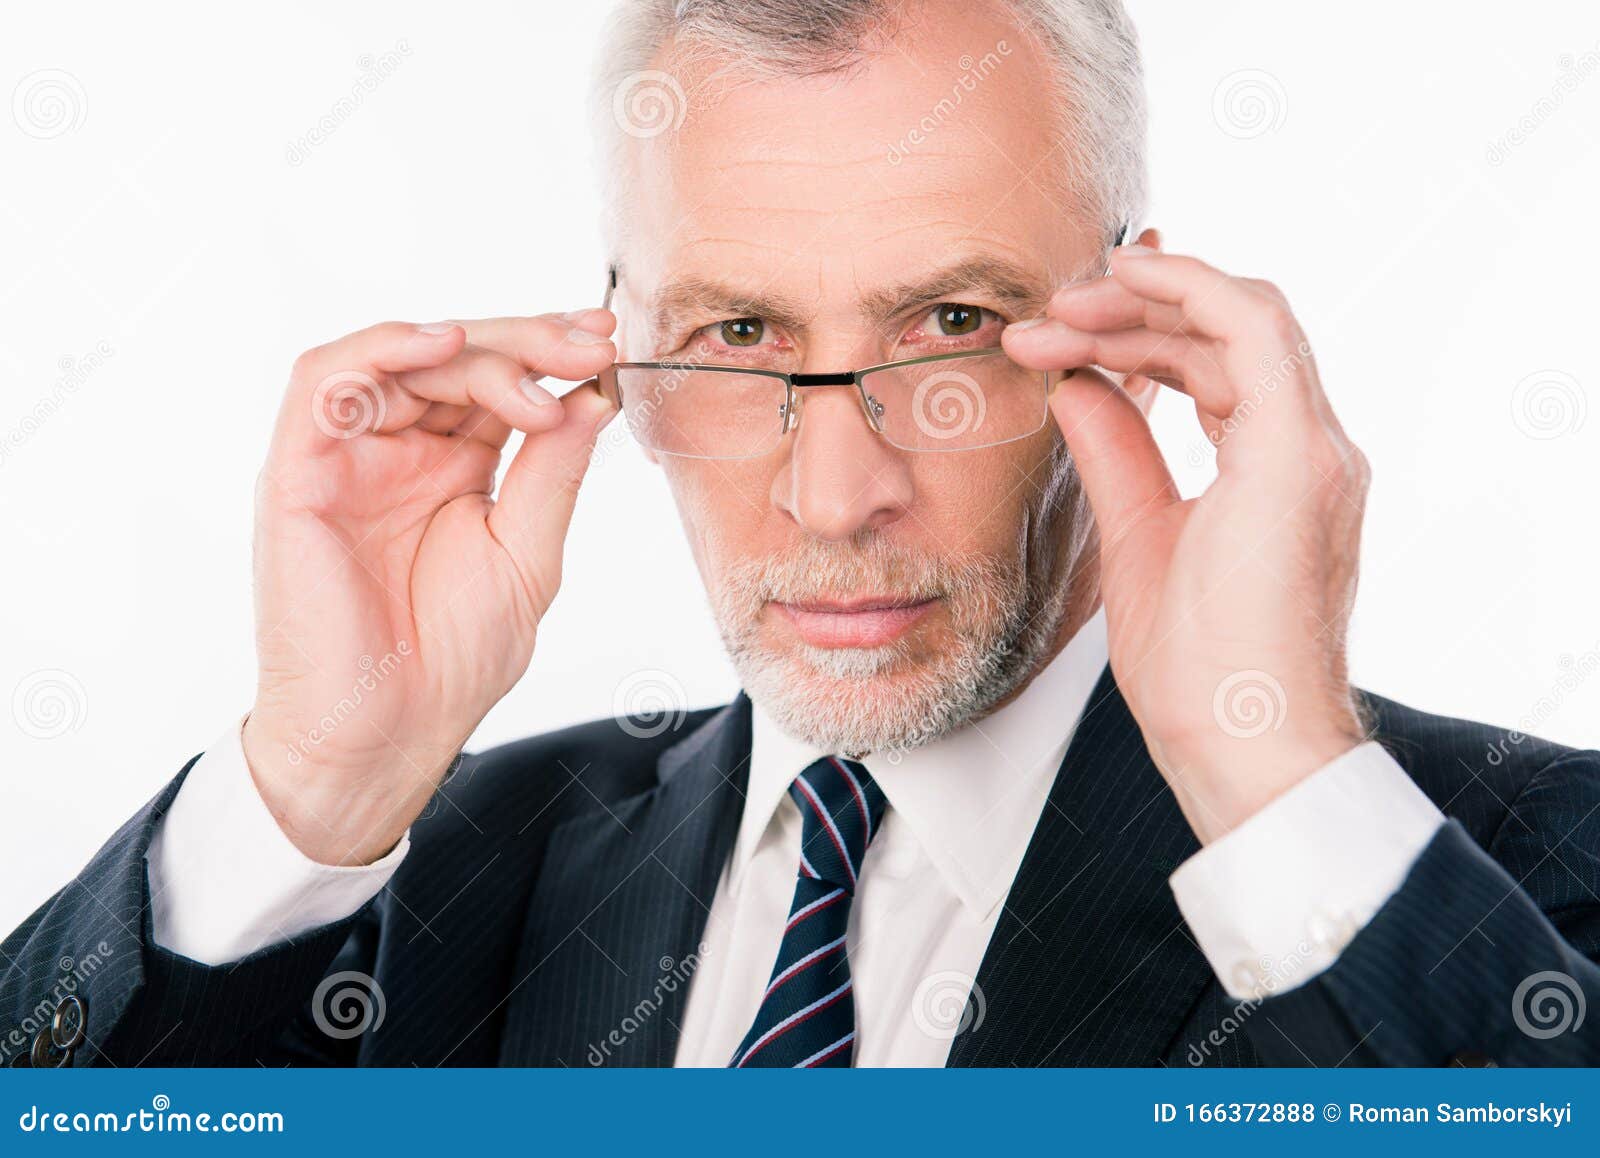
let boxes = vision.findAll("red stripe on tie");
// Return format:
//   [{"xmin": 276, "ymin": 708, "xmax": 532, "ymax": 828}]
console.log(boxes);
[
  {"xmin": 735, "ymin": 982, "xmax": 853, "ymax": 1067},
  {"xmin": 794, "ymin": 775, "xmax": 855, "ymax": 888},
  {"xmin": 786, "ymin": 888, "xmax": 846, "ymax": 932},
  {"xmin": 764, "ymin": 936, "xmax": 846, "ymax": 1000},
  {"xmin": 829, "ymin": 756, "xmax": 873, "ymax": 839}
]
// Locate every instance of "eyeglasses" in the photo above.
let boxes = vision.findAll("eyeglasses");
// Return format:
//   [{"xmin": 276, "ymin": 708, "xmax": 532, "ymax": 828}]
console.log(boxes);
[
  {"xmin": 595, "ymin": 226, "xmax": 1125, "ymax": 461},
  {"xmin": 597, "ymin": 344, "xmax": 1053, "ymax": 461}
]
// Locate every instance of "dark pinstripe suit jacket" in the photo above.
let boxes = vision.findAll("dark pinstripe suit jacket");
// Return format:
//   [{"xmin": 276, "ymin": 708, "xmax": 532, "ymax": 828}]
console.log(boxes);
[{"xmin": 6, "ymin": 670, "xmax": 1600, "ymax": 1067}]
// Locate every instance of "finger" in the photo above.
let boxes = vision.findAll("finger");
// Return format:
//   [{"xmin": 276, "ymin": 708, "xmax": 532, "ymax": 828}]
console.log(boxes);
[
  {"xmin": 394, "ymin": 344, "xmax": 565, "ymax": 435},
  {"xmin": 280, "ymin": 321, "xmax": 468, "ymax": 450},
  {"xmin": 1046, "ymin": 275, "xmax": 1187, "ymax": 335},
  {"xmin": 1048, "ymin": 366, "xmax": 1180, "ymax": 556},
  {"xmin": 1004, "ymin": 318, "xmax": 1236, "ymax": 416},
  {"xmin": 486, "ymin": 381, "xmax": 619, "ymax": 619},
  {"xmin": 452, "ymin": 312, "xmax": 617, "ymax": 383}
]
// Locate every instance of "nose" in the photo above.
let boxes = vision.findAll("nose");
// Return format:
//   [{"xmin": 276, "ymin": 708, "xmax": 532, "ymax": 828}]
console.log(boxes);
[{"xmin": 771, "ymin": 385, "xmax": 914, "ymax": 541}]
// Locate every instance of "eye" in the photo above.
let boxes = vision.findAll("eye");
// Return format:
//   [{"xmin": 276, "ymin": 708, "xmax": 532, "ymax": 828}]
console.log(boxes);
[
  {"xmin": 719, "ymin": 317, "xmax": 765, "ymax": 347},
  {"xmin": 915, "ymin": 299, "xmax": 998, "ymax": 339},
  {"xmin": 933, "ymin": 303, "xmax": 984, "ymax": 336}
]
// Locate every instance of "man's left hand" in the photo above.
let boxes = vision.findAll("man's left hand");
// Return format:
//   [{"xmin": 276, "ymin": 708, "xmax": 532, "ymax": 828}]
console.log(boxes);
[{"xmin": 1004, "ymin": 242, "xmax": 1370, "ymax": 845}]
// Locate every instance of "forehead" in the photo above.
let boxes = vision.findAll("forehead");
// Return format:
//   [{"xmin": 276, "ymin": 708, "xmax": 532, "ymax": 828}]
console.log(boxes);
[{"xmin": 623, "ymin": 5, "xmax": 1099, "ymax": 308}]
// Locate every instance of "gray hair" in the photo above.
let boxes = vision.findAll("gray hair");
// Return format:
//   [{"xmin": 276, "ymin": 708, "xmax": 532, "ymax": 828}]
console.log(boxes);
[{"xmin": 590, "ymin": 0, "xmax": 1146, "ymax": 260}]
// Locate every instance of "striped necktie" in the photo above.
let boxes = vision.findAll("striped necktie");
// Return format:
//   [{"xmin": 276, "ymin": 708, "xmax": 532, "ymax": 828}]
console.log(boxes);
[{"xmin": 730, "ymin": 755, "xmax": 888, "ymax": 1068}]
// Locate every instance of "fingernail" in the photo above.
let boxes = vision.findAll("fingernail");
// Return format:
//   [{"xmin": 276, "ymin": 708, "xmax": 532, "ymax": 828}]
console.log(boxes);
[
  {"xmin": 417, "ymin": 322, "xmax": 457, "ymax": 335},
  {"xmin": 1116, "ymin": 244, "xmax": 1156, "ymax": 257},
  {"xmin": 565, "ymin": 328, "xmax": 610, "ymax": 346},
  {"xmin": 1006, "ymin": 317, "xmax": 1051, "ymax": 333},
  {"xmin": 519, "ymin": 375, "xmax": 557, "ymax": 406},
  {"xmin": 559, "ymin": 309, "xmax": 599, "ymax": 324}
]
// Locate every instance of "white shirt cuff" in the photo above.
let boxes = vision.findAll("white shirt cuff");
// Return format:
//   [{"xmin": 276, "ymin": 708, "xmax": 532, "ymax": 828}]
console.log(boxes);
[
  {"xmin": 146, "ymin": 715, "xmax": 409, "ymax": 965},
  {"xmin": 1168, "ymin": 740, "xmax": 1444, "ymax": 1000}
]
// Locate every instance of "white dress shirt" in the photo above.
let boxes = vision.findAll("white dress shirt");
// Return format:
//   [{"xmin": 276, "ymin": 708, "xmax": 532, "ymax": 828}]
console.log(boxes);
[{"xmin": 146, "ymin": 609, "xmax": 1445, "ymax": 1063}]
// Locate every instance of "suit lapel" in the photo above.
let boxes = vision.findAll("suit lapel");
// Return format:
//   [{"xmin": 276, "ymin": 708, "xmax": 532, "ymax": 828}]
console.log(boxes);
[
  {"xmin": 499, "ymin": 695, "xmax": 751, "ymax": 1066},
  {"xmin": 947, "ymin": 667, "xmax": 1217, "ymax": 1066}
]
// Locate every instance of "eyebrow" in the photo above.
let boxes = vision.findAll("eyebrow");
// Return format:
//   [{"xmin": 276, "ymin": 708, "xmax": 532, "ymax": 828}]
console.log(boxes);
[
  {"xmin": 856, "ymin": 254, "xmax": 1052, "ymax": 325},
  {"xmin": 648, "ymin": 253, "xmax": 1053, "ymax": 337}
]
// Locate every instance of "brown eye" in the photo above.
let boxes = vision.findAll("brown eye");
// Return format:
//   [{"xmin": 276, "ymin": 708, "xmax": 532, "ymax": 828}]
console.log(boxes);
[
  {"xmin": 720, "ymin": 318, "xmax": 764, "ymax": 347},
  {"xmin": 935, "ymin": 303, "xmax": 983, "ymax": 336}
]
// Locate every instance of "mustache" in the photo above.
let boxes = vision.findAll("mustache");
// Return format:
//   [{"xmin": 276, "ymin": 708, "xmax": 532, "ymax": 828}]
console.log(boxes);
[{"xmin": 711, "ymin": 536, "xmax": 1012, "ymax": 616}]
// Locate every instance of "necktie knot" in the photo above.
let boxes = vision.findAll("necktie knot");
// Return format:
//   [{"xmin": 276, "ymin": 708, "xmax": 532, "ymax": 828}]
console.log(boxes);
[{"xmin": 788, "ymin": 756, "xmax": 887, "ymax": 894}]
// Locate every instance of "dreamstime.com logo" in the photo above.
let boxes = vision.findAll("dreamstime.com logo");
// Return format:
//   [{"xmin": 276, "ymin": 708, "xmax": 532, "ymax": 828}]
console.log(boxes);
[
  {"xmin": 1, "ymin": 943, "xmax": 113, "ymax": 1066},
  {"xmin": 911, "ymin": 971, "xmax": 986, "ymax": 1040},
  {"xmin": 1211, "ymin": 669, "xmax": 1288, "ymax": 740},
  {"xmin": 613, "ymin": 668, "xmax": 689, "ymax": 740},
  {"xmin": 12, "ymin": 68, "xmax": 86, "ymax": 139},
  {"xmin": 1512, "ymin": 971, "xmax": 1586, "ymax": 1040},
  {"xmin": 11, "ymin": 669, "xmax": 88, "ymax": 740},
  {"xmin": 17, "ymin": 1095, "xmax": 284, "ymax": 1135},
  {"xmin": 312, "ymin": 970, "xmax": 387, "ymax": 1040},
  {"xmin": 1211, "ymin": 69, "xmax": 1287, "ymax": 140},
  {"xmin": 284, "ymin": 643, "xmax": 412, "ymax": 767},
  {"xmin": 587, "ymin": 945, "xmax": 709, "ymax": 1065},
  {"xmin": 612, "ymin": 70, "xmax": 688, "ymax": 139},
  {"xmin": 912, "ymin": 370, "xmax": 987, "ymax": 441}
]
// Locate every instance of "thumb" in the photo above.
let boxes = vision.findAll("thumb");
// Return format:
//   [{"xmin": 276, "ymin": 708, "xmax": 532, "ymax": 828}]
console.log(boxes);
[
  {"xmin": 487, "ymin": 380, "xmax": 618, "ymax": 617},
  {"xmin": 1049, "ymin": 368, "xmax": 1179, "ymax": 552}
]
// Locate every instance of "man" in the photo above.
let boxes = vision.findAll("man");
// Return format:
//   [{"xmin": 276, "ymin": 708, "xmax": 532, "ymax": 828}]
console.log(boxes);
[{"xmin": 5, "ymin": 0, "xmax": 1598, "ymax": 1069}]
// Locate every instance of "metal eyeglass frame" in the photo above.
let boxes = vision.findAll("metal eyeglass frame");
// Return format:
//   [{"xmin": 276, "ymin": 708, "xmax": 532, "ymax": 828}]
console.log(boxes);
[{"xmin": 595, "ymin": 224, "xmax": 1127, "ymax": 460}]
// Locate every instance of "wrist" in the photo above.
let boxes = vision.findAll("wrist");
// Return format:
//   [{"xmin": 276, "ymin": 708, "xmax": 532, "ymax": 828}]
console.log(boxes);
[
  {"xmin": 240, "ymin": 713, "xmax": 448, "ymax": 866},
  {"xmin": 1154, "ymin": 723, "xmax": 1365, "ymax": 846}
]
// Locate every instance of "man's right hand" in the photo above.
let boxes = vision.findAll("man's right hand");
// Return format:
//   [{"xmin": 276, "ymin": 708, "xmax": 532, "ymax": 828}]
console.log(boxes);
[{"xmin": 240, "ymin": 311, "xmax": 618, "ymax": 865}]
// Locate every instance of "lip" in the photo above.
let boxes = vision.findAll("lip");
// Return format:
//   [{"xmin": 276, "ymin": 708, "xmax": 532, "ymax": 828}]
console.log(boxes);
[{"xmin": 770, "ymin": 596, "xmax": 938, "ymax": 648}]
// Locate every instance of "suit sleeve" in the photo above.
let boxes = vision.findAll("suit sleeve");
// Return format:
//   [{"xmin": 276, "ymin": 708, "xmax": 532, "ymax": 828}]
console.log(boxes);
[
  {"xmin": 1247, "ymin": 749, "xmax": 1600, "ymax": 1065},
  {"xmin": 0, "ymin": 758, "xmax": 375, "ymax": 1067}
]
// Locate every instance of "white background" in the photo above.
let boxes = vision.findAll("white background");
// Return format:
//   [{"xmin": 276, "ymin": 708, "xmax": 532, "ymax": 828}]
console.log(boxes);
[{"xmin": 3, "ymin": 2, "xmax": 1597, "ymax": 932}]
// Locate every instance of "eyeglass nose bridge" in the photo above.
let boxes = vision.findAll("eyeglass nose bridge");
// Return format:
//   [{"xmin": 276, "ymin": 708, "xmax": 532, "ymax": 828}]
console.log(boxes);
[{"xmin": 780, "ymin": 371, "xmax": 887, "ymax": 438}]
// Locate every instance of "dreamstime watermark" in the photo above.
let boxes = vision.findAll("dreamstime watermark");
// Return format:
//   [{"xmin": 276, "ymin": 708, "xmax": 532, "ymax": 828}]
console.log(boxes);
[
  {"xmin": 911, "ymin": 971, "xmax": 986, "ymax": 1040},
  {"xmin": 1186, "ymin": 935, "xmax": 1326, "ymax": 1065},
  {"xmin": 0, "ymin": 341, "xmax": 115, "ymax": 468},
  {"xmin": 12, "ymin": 69, "xmax": 86, "ymax": 139},
  {"xmin": 911, "ymin": 369, "xmax": 988, "ymax": 441},
  {"xmin": 284, "ymin": 642, "xmax": 413, "ymax": 767},
  {"xmin": 1, "ymin": 943, "xmax": 113, "ymax": 1065},
  {"xmin": 1512, "ymin": 970, "xmax": 1586, "ymax": 1040},
  {"xmin": 886, "ymin": 41, "xmax": 1013, "ymax": 164},
  {"xmin": 1509, "ymin": 368, "xmax": 1586, "ymax": 440},
  {"xmin": 613, "ymin": 668, "xmax": 688, "ymax": 740},
  {"xmin": 1486, "ymin": 43, "xmax": 1600, "ymax": 167},
  {"xmin": 312, "ymin": 970, "xmax": 387, "ymax": 1040},
  {"xmin": 11, "ymin": 669, "xmax": 88, "ymax": 740},
  {"xmin": 1187, "ymin": 340, "xmax": 1314, "ymax": 467},
  {"xmin": 1481, "ymin": 642, "xmax": 1600, "ymax": 769},
  {"xmin": 311, "ymin": 368, "xmax": 387, "ymax": 439},
  {"xmin": 1211, "ymin": 69, "xmax": 1287, "ymax": 140},
  {"xmin": 586, "ymin": 944, "xmax": 710, "ymax": 1065},
  {"xmin": 612, "ymin": 70, "xmax": 688, "ymax": 139},
  {"xmin": 1211, "ymin": 669, "xmax": 1287, "ymax": 740},
  {"xmin": 285, "ymin": 40, "xmax": 411, "ymax": 166}
]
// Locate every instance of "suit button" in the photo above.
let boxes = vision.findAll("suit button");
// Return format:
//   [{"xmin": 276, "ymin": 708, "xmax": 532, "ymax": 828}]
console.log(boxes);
[
  {"xmin": 30, "ymin": 1026, "xmax": 70, "ymax": 1068},
  {"xmin": 52, "ymin": 995, "xmax": 86, "ymax": 1050}
]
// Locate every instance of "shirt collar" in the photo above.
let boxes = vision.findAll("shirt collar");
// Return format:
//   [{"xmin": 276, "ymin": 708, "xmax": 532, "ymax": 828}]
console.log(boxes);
[{"xmin": 736, "ymin": 607, "xmax": 1109, "ymax": 918}]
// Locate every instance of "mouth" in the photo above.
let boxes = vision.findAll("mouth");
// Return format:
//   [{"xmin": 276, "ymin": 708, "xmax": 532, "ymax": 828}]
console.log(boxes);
[{"xmin": 769, "ymin": 594, "xmax": 939, "ymax": 649}]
